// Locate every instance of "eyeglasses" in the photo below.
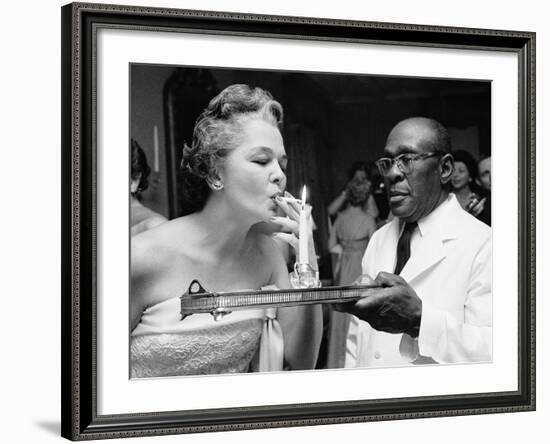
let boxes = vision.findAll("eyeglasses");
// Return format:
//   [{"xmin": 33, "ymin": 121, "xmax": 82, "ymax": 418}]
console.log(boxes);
[{"xmin": 375, "ymin": 151, "xmax": 442, "ymax": 176}]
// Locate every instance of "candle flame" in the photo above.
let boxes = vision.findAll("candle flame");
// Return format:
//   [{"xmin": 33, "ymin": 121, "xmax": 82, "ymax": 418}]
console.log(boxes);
[{"xmin": 301, "ymin": 186, "xmax": 307, "ymax": 208}]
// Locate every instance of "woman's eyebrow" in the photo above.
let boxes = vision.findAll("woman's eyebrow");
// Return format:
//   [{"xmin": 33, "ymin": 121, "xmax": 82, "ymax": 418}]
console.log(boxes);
[
  {"xmin": 249, "ymin": 146, "xmax": 272, "ymax": 155},
  {"xmin": 249, "ymin": 146, "xmax": 287, "ymax": 161}
]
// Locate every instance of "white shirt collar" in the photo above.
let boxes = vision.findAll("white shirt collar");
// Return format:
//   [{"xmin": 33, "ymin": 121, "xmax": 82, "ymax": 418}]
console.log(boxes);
[{"xmin": 397, "ymin": 193, "xmax": 458, "ymax": 240}]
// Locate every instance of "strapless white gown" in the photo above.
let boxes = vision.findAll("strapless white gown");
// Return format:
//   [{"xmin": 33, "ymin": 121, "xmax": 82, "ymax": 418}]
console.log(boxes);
[{"xmin": 131, "ymin": 296, "xmax": 283, "ymax": 378}]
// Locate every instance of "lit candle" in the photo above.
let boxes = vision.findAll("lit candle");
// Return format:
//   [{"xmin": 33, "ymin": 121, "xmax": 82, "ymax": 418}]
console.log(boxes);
[
  {"xmin": 298, "ymin": 186, "xmax": 308, "ymax": 265},
  {"xmin": 153, "ymin": 125, "xmax": 160, "ymax": 173}
]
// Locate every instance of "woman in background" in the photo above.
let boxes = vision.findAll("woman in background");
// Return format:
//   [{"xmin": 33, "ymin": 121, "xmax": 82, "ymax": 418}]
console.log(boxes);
[
  {"xmin": 130, "ymin": 84, "xmax": 322, "ymax": 377},
  {"xmin": 327, "ymin": 161, "xmax": 379, "ymax": 223},
  {"xmin": 324, "ymin": 173, "xmax": 377, "ymax": 368},
  {"xmin": 130, "ymin": 140, "xmax": 167, "ymax": 236},
  {"xmin": 451, "ymin": 150, "xmax": 487, "ymax": 222},
  {"xmin": 328, "ymin": 176, "xmax": 377, "ymax": 286}
]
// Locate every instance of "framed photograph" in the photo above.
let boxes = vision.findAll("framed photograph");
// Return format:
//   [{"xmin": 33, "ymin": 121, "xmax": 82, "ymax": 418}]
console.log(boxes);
[{"xmin": 61, "ymin": 2, "xmax": 535, "ymax": 440}]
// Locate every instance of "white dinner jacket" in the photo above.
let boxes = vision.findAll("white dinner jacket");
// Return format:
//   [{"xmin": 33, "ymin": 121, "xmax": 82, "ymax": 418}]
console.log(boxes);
[{"xmin": 345, "ymin": 194, "xmax": 492, "ymax": 367}]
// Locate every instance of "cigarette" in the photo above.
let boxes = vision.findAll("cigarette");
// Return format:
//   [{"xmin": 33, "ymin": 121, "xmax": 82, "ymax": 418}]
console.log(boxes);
[{"xmin": 278, "ymin": 196, "xmax": 301, "ymax": 205}]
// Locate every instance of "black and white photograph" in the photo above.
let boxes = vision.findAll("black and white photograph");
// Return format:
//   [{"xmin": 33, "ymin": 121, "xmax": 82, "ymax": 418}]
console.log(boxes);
[
  {"xmin": 55, "ymin": 2, "xmax": 538, "ymax": 441},
  {"xmin": 5, "ymin": 0, "xmax": 549, "ymax": 442},
  {"xmin": 129, "ymin": 64, "xmax": 492, "ymax": 377}
]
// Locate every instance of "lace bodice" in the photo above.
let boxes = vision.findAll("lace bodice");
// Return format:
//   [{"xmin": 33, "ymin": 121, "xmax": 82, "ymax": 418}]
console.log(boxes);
[
  {"xmin": 131, "ymin": 318, "xmax": 263, "ymax": 377},
  {"xmin": 130, "ymin": 296, "xmax": 280, "ymax": 378}
]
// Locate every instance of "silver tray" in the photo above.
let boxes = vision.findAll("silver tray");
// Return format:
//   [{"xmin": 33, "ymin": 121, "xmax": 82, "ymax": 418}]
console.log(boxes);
[{"xmin": 180, "ymin": 279, "xmax": 380, "ymax": 320}]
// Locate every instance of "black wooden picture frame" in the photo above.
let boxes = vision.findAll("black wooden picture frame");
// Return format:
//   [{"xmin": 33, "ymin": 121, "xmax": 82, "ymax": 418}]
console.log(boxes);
[{"xmin": 61, "ymin": 2, "xmax": 535, "ymax": 440}]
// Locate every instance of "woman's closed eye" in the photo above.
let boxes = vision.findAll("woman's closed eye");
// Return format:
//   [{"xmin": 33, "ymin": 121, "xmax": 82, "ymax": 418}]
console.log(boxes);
[
  {"xmin": 250, "ymin": 154, "xmax": 287, "ymax": 176},
  {"xmin": 252, "ymin": 157, "xmax": 270, "ymax": 165}
]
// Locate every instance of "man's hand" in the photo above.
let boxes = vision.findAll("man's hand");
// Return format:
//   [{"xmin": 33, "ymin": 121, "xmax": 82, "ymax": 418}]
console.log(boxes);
[{"xmin": 334, "ymin": 272, "xmax": 422, "ymax": 337}]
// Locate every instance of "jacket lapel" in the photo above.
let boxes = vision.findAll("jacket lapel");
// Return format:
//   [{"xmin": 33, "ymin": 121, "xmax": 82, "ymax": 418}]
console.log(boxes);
[
  {"xmin": 399, "ymin": 195, "xmax": 461, "ymax": 283},
  {"xmin": 400, "ymin": 234, "xmax": 446, "ymax": 282}
]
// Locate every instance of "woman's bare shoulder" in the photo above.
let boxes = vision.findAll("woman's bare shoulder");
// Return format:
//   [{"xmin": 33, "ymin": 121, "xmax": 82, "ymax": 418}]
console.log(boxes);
[
  {"xmin": 130, "ymin": 221, "xmax": 187, "ymax": 325},
  {"xmin": 131, "ymin": 222, "xmax": 179, "ymax": 277}
]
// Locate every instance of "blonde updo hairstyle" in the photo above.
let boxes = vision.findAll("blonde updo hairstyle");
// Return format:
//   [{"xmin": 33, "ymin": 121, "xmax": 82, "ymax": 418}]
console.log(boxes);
[{"xmin": 181, "ymin": 84, "xmax": 283, "ymax": 213}]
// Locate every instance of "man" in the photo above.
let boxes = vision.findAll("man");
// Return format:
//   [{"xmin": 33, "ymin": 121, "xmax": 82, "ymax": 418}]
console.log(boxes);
[
  {"xmin": 477, "ymin": 155, "xmax": 491, "ymax": 192},
  {"xmin": 475, "ymin": 155, "xmax": 491, "ymax": 226},
  {"xmin": 339, "ymin": 117, "xmax": 492, "ymax": 367}
]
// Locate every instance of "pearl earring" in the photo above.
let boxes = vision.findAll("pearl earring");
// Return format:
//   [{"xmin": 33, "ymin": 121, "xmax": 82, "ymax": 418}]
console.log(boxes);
[{"xmin": 210, "ymin": 181, "xmax": 224, "ymax": 191}]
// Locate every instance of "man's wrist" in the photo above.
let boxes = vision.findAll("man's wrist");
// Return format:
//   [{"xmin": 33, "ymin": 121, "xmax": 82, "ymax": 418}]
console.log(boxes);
[{"xmin": 406, "ymin": 301, "xmax": 422, "ymax": 338}]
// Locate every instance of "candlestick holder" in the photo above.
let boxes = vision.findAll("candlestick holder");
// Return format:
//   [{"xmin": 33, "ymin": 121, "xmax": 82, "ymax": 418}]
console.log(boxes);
[
  {"xmin": 290, "ymin": 263, "xmax": 321, "ymax": 289},
  {"xmin": 352, "ymin": 273, "xmax": 376, "ymax": 286}
]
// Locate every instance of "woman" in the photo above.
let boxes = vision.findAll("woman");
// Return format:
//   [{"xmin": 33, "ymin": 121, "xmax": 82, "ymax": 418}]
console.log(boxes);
[
  {"xmin": 130, "ymin": 139, "xmax": 167, "ymax": 236},
  {"xmin": 130, "ymin": 84, "xmax": 322, "ymax": 377},
  {"xmin": 451, "ymin": 150, "xmax": 487, "ymax": 220},
  {"xmin": 327, "ymin": 161, "xmax": 379, "ymax": 223},
  {"xmin": 325, "ymin": 174, "xmax": 376, "ymax": 368},
  {"xmin": 328, "ymin": 176, "xmax": 377, "ymax": 286}
]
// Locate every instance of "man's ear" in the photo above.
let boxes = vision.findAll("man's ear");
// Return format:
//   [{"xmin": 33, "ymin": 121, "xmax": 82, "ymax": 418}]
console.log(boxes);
[{"xmin": 439, "ymin": 153, "xmax": 454, "ymax": 186}]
